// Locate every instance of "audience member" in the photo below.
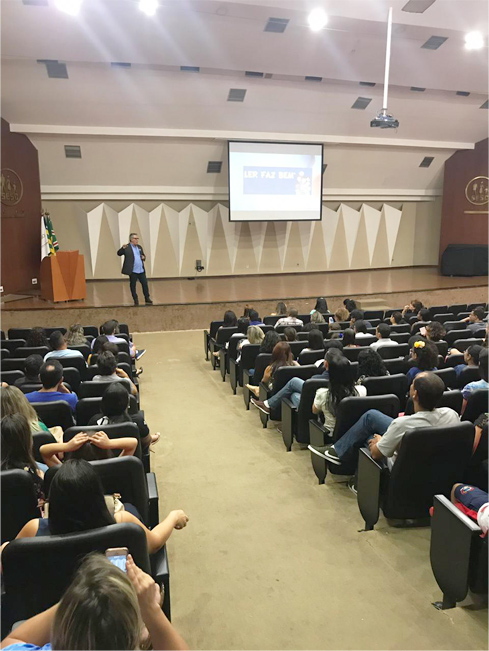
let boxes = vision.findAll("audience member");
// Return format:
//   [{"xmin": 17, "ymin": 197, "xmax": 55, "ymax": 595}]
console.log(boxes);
[
  {"xmin": 350, "ymin": 309, "xmax": 372, "ymax": 329},
  {"xmin": 310, "ymin": 372, "xmax": 458, "ymax": 473},
  {"xmin": 65, "ymin": 323, "xmax": 88, "ymax": 346},
  {"xmin": 247, "ymin": 341, "xmax": 298, "ymax": 397},
  {"xmin": 283, "ymin": 326, "xmax": 297, "ymax": 342},
  {"xmin": 271, "ymin": 301, "xmax": 287, "ymax": 316},
  {"xmin": 251, "ymin": 347, "xmax": 342, "ymax": 415},
  {"xmin": 248, "ymin": 309, "xmax": 265, "ymax": 326},
  {"xmin": 418, "ymin": 308, "xmax": 431, "ymax": 323},
  {"xmin": 40, "ymin": 430, "xmax": 138, "ymax": 466},
  {"xmin": 402, "ymin": 299, "xmax": 424, "ymax": 318},
  {"xmin": 334, "ymin": 307, "xmax": 350, "ymax": 323},
  {"xmin": 275, "ymin": 308, "xmax": 304, "ymax": 329},
  {"xmin": 450, "ymin": 483, "xmax": 489, "ymax": 534},
  {"xmin": 99, "ymin": 319, "xmax": 141, "ymax": 360},
  {"xmin": 0, "ymin": 553, "xmax": 189, "ymax": 651},
  {"xmin": 44, "ymin": 331, "xmax": 85, "ymax": 363},
  {"xmin": 8, "ymin": 459, "xmax": 188, "ymax": 555},
  {"xmin": 91, "ymin": 351, "xmax": 137, "ymax": 396},
  {"xmin": 310, "ymin": 310, "xmax": 326, "ymax": 324},
  {"xmin": 1, "ymin": 413, "xmax": 48, "ymax": 476},
  {"xmin": 311, "ymin": 345, "xmax": 344, "ymax": 379},
  {"xmin": 313, "ymin": 297, "xmax": 329, "ymax": 313},
  {"xmin": 1, "ymin": 385, "xmax": 50, "ymax": 434},
  {"xmin": 239, "ymin": 325, "xmax": 265, "ymax": 349},
  {"xmin": 259, "ymin": 330, "xmax": 281, "ymax": 353},
  {"xmin": 221, "ymin": 310, "xmax": 238, "ymax": 328},
  {"xmin": 463, "ymin": 307, "xmax": 486, "ymax": 334},
  {"xmin": 462, "ymin": 348, "xmax": 489, "ymax": 405},
  {"xmin": 357, "ymin": 349, "xmax": 388, "ymax": 383},
  {"xmin": 25, "ymin": 360, "xmax": 78, "ymax": 412},
  {"xmin": 409, "ymin": 321, "xmax": 446, "ymax": 348},
  {"xmin": 87, "ymin": 335, "xmax": 109, "ymax": 366},
  {"xmin": 14, "ymin": 354, "xmax": 43, "ymax": 388},
  {"xmin": 406, "ymin": 340, "xmax": 438, "ymax": 386},
  {"xmin": 353, "ymin": 320, "xmax": 371, "ymax": 340},
  {"xmin": 389, "ymin": 311, "xmax": 406, "ymax": 325},
  {"xmin": 341, "ymin": 328, "xmax": 357, "ymax": 348},
  {"xmin": 370, "ymin": 323, "xmax": 399, "ymax": 350},
  {"xmin": 328, "ymin": 322, "xmax": 342, "ymax": 338},
  {"xmin": 343, "ymin": 299, "xmax": 357, "ymax": 313},
  {"xmin": 302, "ymin": 329, "xmax": 324, "ymax": 352},
  {"xmin": 88, "ymin": 382, "xmax": 159, "ymax": 447},
  {"xmin": 24, "ymin": 327, "xmax": 49, "ymax": 348},
  {"xmin": 237, "ymin": 316, "xmax": 251, "ymax": 334},
  {"xmin": 451, "ymin": 344, "xmax": 483, "ymax": 378}
]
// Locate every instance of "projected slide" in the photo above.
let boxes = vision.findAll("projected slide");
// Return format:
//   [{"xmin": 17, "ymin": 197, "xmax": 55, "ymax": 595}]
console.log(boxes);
[{"xmin": 228, "ymin": 141, "xmax": 323, "ymax": 222}]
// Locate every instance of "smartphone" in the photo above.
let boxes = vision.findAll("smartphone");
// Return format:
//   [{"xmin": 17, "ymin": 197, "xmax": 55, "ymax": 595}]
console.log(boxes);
[
  {"xmin": 328, "ymin": 317, "xmax": 334, "ymax": 325},
  {"xmin": 105, "ymin": 547, "xmax": 128, "ymax": 573}
]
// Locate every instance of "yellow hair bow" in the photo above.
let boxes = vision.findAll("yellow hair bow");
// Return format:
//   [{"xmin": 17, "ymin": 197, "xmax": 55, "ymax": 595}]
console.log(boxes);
[{"xmin": 414, "ymin": 340, "xmax": 426, "ymax": 349}]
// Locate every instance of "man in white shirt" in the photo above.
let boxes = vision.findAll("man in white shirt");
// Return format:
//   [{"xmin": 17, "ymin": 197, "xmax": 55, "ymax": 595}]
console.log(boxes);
[
  {"xmin": 370, "ymin": 323, "xmax": 399, "ymax": 351},
  {"xmin": 275, "ymin": 308, "xmax": 304, "ymax": 329},
  {"xmin": 309, "ymin": 371, "xmax": 460, "ymax": 467},
  {"xmin": 44, "ymin": 330, "xmax": 85, "ymax": 363},
  {"xmin": 353, "ymin": 320, "xmax": 372, "ymax": 340}
]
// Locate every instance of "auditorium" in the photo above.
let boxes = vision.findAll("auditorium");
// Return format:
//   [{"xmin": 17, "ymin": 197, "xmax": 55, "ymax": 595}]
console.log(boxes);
[{"xmin": 1, "ymin": 0, "xmax": 488, "ymax": 649}]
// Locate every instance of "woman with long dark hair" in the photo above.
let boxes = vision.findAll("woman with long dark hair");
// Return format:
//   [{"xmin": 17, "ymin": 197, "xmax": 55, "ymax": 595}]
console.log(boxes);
[
  {"xmin": 271, "ymin": 301, "xmax": 287, "ymax": 316},
  {"xmin": 406, "ymin": 340, "xmax": 438, "ymax": 386},
  {"xmin": 24, "ymin": 327, "xmax": 49, "ymax": 348},
  {"xmin": 303, "ymin": 329, "xmax": 324, "ymax": 352},
  {"xmin": 357, "ymin": 349, "xmax": 388, "ymax": 383},
  {"xmin": 341, "ymin": 328, "xmax": 357, "ymax": 348},
  {"xmin": 259, "ymin": 330, "xmax": 281, "ymax": 353},
  {"xmin": 313, "ymin": 297, "xmax": 329, "ymax": 313},
  {"xmin": 1, "ymin": 413, "xmax": 47, "ymax": 478},
  {"xmin": 9, "ymin": 459, "xmax": 188, "ymax": 554},
  {"xmin": 246, "ymin": 341, "xmax": 298, "ymax": 397}
]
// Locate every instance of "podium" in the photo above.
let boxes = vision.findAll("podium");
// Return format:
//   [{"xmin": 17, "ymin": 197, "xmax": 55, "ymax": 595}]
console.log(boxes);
[{"xmin": 40, "ymin": 251, "xmax": 86, "ymax": 302}]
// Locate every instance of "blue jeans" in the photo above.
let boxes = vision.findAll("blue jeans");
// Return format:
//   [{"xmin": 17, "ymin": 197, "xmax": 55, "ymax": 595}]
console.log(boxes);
[
  {"xmin": 268, "ymin": 377, "xmax": 305, "ymax": 410},
  {"xmin": 334, "ymin": 409, "xmax": 393, "ymax": 461}
]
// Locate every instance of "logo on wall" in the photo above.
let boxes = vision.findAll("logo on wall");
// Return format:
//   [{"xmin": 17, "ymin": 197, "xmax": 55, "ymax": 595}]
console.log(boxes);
[
  {"xmin": 465, "ymin": 176, "xmax": 488, "ymax": 206},
  {"xmin": 1, "ymin": 169, "xmax": 24, "ymax": 206}
]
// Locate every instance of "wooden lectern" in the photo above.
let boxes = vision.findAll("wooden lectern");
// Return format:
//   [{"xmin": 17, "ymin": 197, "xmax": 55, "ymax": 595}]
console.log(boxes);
[{"xmin": 40, "ymin": 251, "xmax": 86, "ymax": 302}]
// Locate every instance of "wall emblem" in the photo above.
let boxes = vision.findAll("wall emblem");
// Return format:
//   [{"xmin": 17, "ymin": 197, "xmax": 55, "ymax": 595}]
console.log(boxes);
[
  {"xmin": 1, "ymin": 169, "xmax": 23, "ymax": 206},
  {"xmin": 465, "ymin": 176, "xmax": 488, "ymax": 206}
]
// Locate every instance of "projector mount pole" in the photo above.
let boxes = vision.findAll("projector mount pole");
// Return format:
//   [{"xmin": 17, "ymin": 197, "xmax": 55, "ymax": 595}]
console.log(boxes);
[{"xmin": 381, "ymin": 7, "xmax": 393, "ymax": 117}]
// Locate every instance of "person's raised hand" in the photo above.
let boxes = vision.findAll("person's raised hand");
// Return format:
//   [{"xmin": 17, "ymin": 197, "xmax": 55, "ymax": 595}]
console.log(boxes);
[
  {"xmin": 126, "ymin": 554, "xmax": 161, "ymax": 618},
  {"xmin": 115, "ymin": 367, "xmax": 129, "ymax": 378},
  {"xmin": 89, "ymin": 431, "xmax": 111, "ymax": 449},
  {"xmin": 123, "ymin": 243, "xmax": 128, "ymax": 249},
  {"xmin": 65, "ymin": 433, "xmax": 89, "ymax": 451},
  {"xmin": 170, "ymin": 510, "xmax": 189, "ymax": 530}
]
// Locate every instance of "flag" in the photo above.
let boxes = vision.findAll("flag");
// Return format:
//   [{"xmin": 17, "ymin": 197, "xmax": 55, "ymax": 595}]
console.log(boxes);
[{"xmin": 41, "ymin": 213, "xmax": 59, "ymax": 260}]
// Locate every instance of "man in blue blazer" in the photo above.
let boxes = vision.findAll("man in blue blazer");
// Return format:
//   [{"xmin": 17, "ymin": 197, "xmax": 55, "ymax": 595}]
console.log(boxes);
[{"xmin": 117, "ymin": 233, "xmax": 153, "ymax": 306}]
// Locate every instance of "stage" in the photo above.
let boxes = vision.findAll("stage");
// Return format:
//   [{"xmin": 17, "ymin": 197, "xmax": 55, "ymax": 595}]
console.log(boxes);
[{"xmin": 2, "ymin": 266, "xmax": 487, "ymax": 333}]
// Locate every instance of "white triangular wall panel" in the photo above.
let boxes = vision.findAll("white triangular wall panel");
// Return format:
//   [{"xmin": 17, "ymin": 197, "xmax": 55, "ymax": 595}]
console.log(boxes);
[
  {"xmin": 178, "ymin": 205, "xmax": 192, "ymax": 273},
  {"xmin": 218, "ymin": 204, "xmax": 240, "ymax": 272},
  {"xmin": 383, "ymin": 204, "xmax": 403, "ymax": 263},
  {"xmin": 87, "ymin": 204, "xmax": 104, "ymax": 275},
  {"xmin": 149, "ymin": 205, "xmax": 163, "ymax": 275},
  {"xmin": 361, "ymin": 205, "xmax": 382, "ymax": 265},
  {"xmin": 321, "ymin": 206, "xmax": 340, "ymax": 266},
  {"xmin": 103, "ymin": 204, "xmax": 120, "ymax": 252},
  {"xmin": 276, "ymin": 221, "xmax": 292, "ymax": 269},
  {"xmin": 134, "ymin": 205, "xmax": 151, "ymax": 263},
  {"xmin": 249, "ymin": 222, "xmax": 267, "ymax": 268},
  {"xmin": 339, "ymin": 204, "xmax": 361, "ymax": 266},
  {"xmin": 206, "ymin": 205, "xmax": 220, "ymax": 270},
  {"xmin": 299, "ymin": 221, "xmax": 314, "ymax": 264},
  {"xmin": 118, "ymin": 206, "xmax": 134, "ymax": 248},
  {"xmin": 162, "ymin": 204, "xmax": 180, "ymax": 267},
  {"xmin": 192, "ymin": 204, "xmax": 210, "ymax": 261}
]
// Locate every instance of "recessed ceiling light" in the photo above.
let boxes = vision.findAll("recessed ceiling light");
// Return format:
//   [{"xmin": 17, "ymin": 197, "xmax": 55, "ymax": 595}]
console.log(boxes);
[
  {"xmin": 402, "ymin": 0, "xmax": 436, "ymax": 13},
  {"xmin": 419, "ymin": 156, "xmax": 434, "ymax": 168},
  {"xmin": 308, "ymin": 8, "xmax": 328, "ymax": 32},
  {"xmin": 54, "ymin": 0, "xmax": 82, "ymax": 15},
  {"xmin": 410, "ymin": 86, "xmax": 426, "ymax": 91},
  {"xmin": 264, "ymin": 17, "xmax": 289, "ymax": 33},
  {"xmin": 139, "ymin": 0, "xmax": 158, "ymax": 16},
  {"xmin": 351, "ymin": 97, "xmax": 372, "ymax": 110},
  {"xmin": 465, "ymin": 31, "xmax": 484, "ymax": 50},
  {"xmin": 456, "ymin": 91, "xmax": 470, "ymax": 96},
  {"xmin": 481, "ymin": 100, "xmax": 489, "ymax": 109},
  {"xmin": 421, "ymin": 35, "xmax": 447, "ymax": 50}
]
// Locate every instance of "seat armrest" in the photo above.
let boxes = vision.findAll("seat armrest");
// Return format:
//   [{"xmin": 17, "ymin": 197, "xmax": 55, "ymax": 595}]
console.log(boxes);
[
  {"xmin": 281, "ymin": 398, "xmax": 297, "ymax": 451},
  {"xmin": 146, "ymin": 472, "xmax": 159, "ymax": 529},
  {"xmin": 204, "ymin": 330, "xmax": 210, "ymax": 360},
  {"xmin": 308, "ymin": 418, "xmax": 330, "ymax": 447},
  {"xmin": 229, "ymin": 358, "xmax": 238, "ymax": 394},
  {"xmin": 258, "ymin": 382, "xmax": 269, "ymax": 401},
  {"xmin": 219, "ymin": 348, "xmax": 227, "ymax": 380},
  {"xmin": 357, "ymin": 447, "xmax": 383, "ymax": 531},
  {"xmin": 150, "ymin": 545, "xmax": 171, "ymax": 621},
  {"xmin": 243, "ymin": 369, "xmax": 253, "ymax": 409}
]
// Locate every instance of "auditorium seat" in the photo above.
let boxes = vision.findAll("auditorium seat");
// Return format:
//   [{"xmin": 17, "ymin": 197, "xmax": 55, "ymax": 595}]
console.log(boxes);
[
  {"xmin": 31, "ymin": 400, "xmax": 75, "ymax": 431},
  {"xmin": 1, "ymin": 469, "xmax": 39, "ymax": 543},
  {"xmin": 404, "ymin": 390, "xmax": 463, "ymax": 416},
  {"xmin": 0, "ymin": 330, "xmax": 5, "ymax": 340},
  {"xmin": 432, "ymin": 313, "xmax": 456, "ymax": 325},
  {"xmin": 60, "ymin": 367, "xmax": 81, "ymax": 394},
  {"xmin": 411, "ymin": 321, "xmax": 430, "ymax": 335},
  {"xmin": 457, "ymin": 312, "xmax": 471, "ymax": 320},
  {"xmin": 67, "ymin": 344, "xmax": 91, "ymax": 360},
  {"xmin": 229, "ymin": 344, "xmax": 260, "ymax": 395},
  {"xmin": 298, "ymin": 349, "xmax": 325, "ymax": 365},
  {"xmin": 444, "ymin": 353, "xmax": 465, "ymax": 368},
  {"xmin": 378, "ymin": 343, "xmax": 409, "ymax": 360},
  {"xmin": 308, "ymin": 394, "xmax": 400, "ymax": 484},
  {"xmin": 384, "ymin": 309, "xmax": 403, "ymax": 318},
  {"xmin": 452, "ymin": 338, "xmax": 484, "ymax": 353},
  {"xmin": 432, "ymin": 368, "xmax": 457, "ymax": 389},
  {"xmin": 275, "ymin": 325, "xmax": 303, "ymax": 335},
  {"xmin": 433, "ymin": 341, "xmax": 449, "ymax": 357},
  {"xmin": 462, "ymin": 390, "xmax": 489, "ymax": 423},
  {"xmin": 343, "ymin": 346, "xmax": 372, "ymax": 362},
  {"xmin": 362, "ymin": 374, "xmax": 409, "ymax": 411},
  {"xmin": 429, "ymin": 306, "xmax": 448, "ymax": 319},
  {"xmin": 78, "ymin": 379, "xmax": 132, "ymax": 398},
  {"xmin": 389, "ymin": 324, "xmax": 411, "ymax": 334},
  {"xmin": 281, "ymin": 378, "xmax": 329, "ymax": 451},
  {"xmin": 1, "ymin": 370, "xmax": 24, "ymax": 385},
  {"xmin": 218, "ymin": 334, "xmax": 245, "ymax": 381},
  {"xmin": 18, "ymin": 383, "xmax": 42, "ymax": 394},
  {"xmin": 288, "ymin": 341, "xmax": 308, "ymax": 358},
  {"xmin": 444, "ymin": 320, "xmax": 467, "ymax": 332},
  {"xmin": 204, "ymin": 320, "xmax": 224, "ymax": 359},
  {"xmin": 7, "ymin": 328, "xmax": 33, "ymax": 340},
  {"xmin": 32, "ymin": 430, "xmax": 57, "ymax": 462},
  {"xmin": 209, "ymin": 327, "xmax": 239, "ymax": 369},
  {"xmin": 430, "ymin": 494, "xmax": 487, "ymax": 610},
  {"xmin": 11, "ymin": 346, "xmax": 49, "ymax": 359},
  {"xmin": 467, "ymin": 303, "xmax": 485, "ymax": 312},
  {"xmin": 1, "ymin": 347, "xmax": 10, "ymax": 358},
  {"xmin": 364, "ymin": 310, "xmax": 384, "ymax": 321},
  {"xmin": 1, "ymin": 339, "xmax": 26, "ymax": 354},
  {"xmin": 257, "ymin": 364, "xmax": 318, "ymax": 427},
  {"xmin": 357, "ymin": 421, "xmax": 474, "ymax": 530},
  {"xmin": 448, "ymin": 304, "xmax": 467, "ymax": 314},
  {"xmin": 445, "ymin": 330, "xmax": 473, "ymax": 347},
  {"xmin": 455, "ymin": 366, "xmax": 480, "ymax": 389},
  {"xmin": 83, "ymin": 325, "xmax": 99, "ymax": 338},
  {"xmin": 55, "ymin": 355, "xmax": 87, "ymax": 379},
  {"xmin": 383, "ymin": 358, "xmax": 408, "ymax": 375},
  {"xmin": 243, "ymin": 353, "xmax": 271, "ymax": 409},
  {"xmin": 2, "ymin": 358, "xmax": 27, "ymax": 372},
  {"xmin": 44, "ymin": 327, "xmax": 67, "ymax": 337},
  {"xmin": 263, "ymin": 316, "xmax": 280, "ymax": 326},
  {"xmin": 390, "ymin": 333, "xmax": 410, "ymax": 344}
]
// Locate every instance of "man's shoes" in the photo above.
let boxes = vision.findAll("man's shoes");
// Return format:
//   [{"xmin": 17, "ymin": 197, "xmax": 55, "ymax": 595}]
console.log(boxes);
[
  {"xmin": 307, "ymin": 444, "xmax": 342, "ymax": 466},
  {"xmin": 250, "ymin": 398, "xmax": 270, "ymax": 415},
  {"xmin": 348, "ymin": 476, "xmax": 358, "ymax": 496},
  {"xmin": 145, "ymin": 299, "xmax": 153, "ymax": 305},
  {"xmin": 133, "ymin": 300, "xmax": 139, "ymax": 306},
  {"xmin": 135, "ymin": 349, "xmax": 146, "ymax": 361}
]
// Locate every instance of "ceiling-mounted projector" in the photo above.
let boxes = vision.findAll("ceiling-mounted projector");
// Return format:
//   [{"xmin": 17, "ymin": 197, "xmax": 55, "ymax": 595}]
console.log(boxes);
[{"xmin": 370, "ymin": 108, "xmax": 399, "ymax": 129}]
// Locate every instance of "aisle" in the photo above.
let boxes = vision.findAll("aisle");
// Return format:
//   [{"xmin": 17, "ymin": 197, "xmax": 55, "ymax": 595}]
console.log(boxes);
[{"xmin": 136, "ymin": 330, "xmax": 487, "ymax": 651}]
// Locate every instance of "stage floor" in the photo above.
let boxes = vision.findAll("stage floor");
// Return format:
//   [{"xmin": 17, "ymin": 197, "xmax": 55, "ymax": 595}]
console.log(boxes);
[{"xmin": 3, "ymin": 266, "xmax": 488, "ymax": 311}]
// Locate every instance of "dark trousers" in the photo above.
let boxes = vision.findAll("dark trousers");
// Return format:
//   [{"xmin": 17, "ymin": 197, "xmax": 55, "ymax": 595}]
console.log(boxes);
[{"xmin": 129, "ymin": 272, "xmax": 150, "ymax": 303}]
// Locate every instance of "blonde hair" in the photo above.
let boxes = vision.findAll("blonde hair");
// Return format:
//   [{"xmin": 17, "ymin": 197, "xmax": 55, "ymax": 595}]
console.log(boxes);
[
  {"xmin": 65, "ymin": 323, "xmax": 87, "ymax": 346},
  {"xmin": 247, "ymin": 325, "xmax": 265, "ymax": 345},
  {"xmin": 334, "ymin": 307, "xmax": 349, "ymax": 322},
  {"xmin": 52, "ymin": 554, "xmax": 142, "ymax": 650},
  {"xmin": 310, "ymin": 310, "xmax": 325, "ymax": 324},
  {"xmin": 1, "ymin": 385, "xmax": 41, "ymax": 432}
]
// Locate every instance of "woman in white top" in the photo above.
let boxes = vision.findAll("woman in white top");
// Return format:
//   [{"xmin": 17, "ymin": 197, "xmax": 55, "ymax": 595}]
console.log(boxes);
[
  {"xmin": 313, "ymin": 355, "xmax": 366, "ymax": 431},
  {"xmin": 236, "ymin": 325, "xmax": 265, "ymax": 362}
]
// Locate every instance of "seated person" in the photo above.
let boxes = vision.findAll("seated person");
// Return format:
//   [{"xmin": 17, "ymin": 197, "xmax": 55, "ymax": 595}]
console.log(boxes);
[
  {"xmin": 0, "ymin": 553, "xmax": 188, "ymax": 651},
  {"xmin": 353, "ymin": 320, "xmax": 371, "ymax": 340},
  {"xmin": 248, "ymin": 309, "xmax": 265, "ymax": 326},
  {"xmin": 238, "ymin": 325, "xmax": 265, "ymax": 349},
  {"xmin": 283, "ymin": 326, "xmax": 298, "ymax": 341},
  {"xmin": 350, "ymin": 309, "xmax": 372, "ymax": 330},
  {"xmin": 451, "ymin": 483, "xmax": 489, "ymax": 533},
  {"xmin": 40, "ymin": 430, "xmax": 138, "ymax": 466},
  {"xmin": 98, "ymin": 319, "xmax": 143, "ymax": 361},
  {"xmin": 406, "ymin": 340, "xmax": 438, "ymax": 386},
  {"xmin": 309, "ymin": 310, "xmax": 326, "ymax": 324},
  {"xmin": 1, "ymin": 385, "xmax": 50, "ymax": 434},
  {"xmin": 14, "ymin": 354, "xmax": 43, "ymax": 388},
  {"xmin": 310, "ymin": 372, "xmax": 459, "ymax": 467},
  {"xmin": 92, "ymin": 350, "xmax": 138, "ymax": 396},
  {"xmin": 462, "ymin": 348, "xmax": 489, "ymax": 408},
  {"xmin": 87, "ymin": 334, "xmax": 109, "ymax": 366},
  {"xmin": 401, "ymin": 299, "xmax": 424, "ymax": 319},
  {"xmin": 343, "ymin": 298, "xmax": 357, "ymax": 313},
  {"xmin": 408, "ymin": 320, "xmax": 445, "ymax": 349},
  {"xmin": 6, "ymin": 459, "xmax": 188, "ymax": 555},
  {"xmin": 251, "ymin": 348, "xmax": 356, "ymax": 419},
  {"xmin": 24, "ymin": 327, "xmax": 49, "ymax": 348},
  {"xmin": 328, "ymin": 322, "xmax": 342, "ymax": 339},
  {"xmin": 271, "ymin": 301, "xmax": 287, "ymax": 317},
  {"xmin": 334, "ymin": 307, "xmax": 350, "ymax": 323},
  {"xmin": 44, "ymin": 330, "xmax": 85, "ymax": 363},
  {"xmin": 462, "ymin": 307, "xmax": 486, "ymax": 334},
  {"xmin": 341, "ymin": 328, "xmax": 357, "ymax": 348},
  {"xmin": 312, "ymin": 297, "xmax": 329, "ymax": 314},
  {"xmin": 357, "ymin": 349, "xmax": 388, "ymax": 383},
  {"xmin": 1, "ymin": 412, "xmax": 48, "ymax": 477},
  {"xmin": 219, "ymin": 310, "xmax": 238, "ymax": 329},
  {"xmin": 389, "ymin": 311, "xmax": 407, "ymax": 325},
  {"xmin": 65, "ymin": 323, "xmax": 88, "ymax": 346},
  {"xmin": 89, "ymin": 382, "xmax": 160, "ymax": 447},
  {"xmin": 312, "ymin": 341, "xmax": 344, "ymax": 378},
  {"xmin": 275, "ymin": 307, "xmax": 304, "ymax": 329},
  {"xmin": 259, "ymin": 330, "xmax": 281, "ymax": 353},
  {"xmin": 246, "ymin": 341, "xmax": 298, "ymax": 397},
  {"xmin": 370, "ymin": 323, "xmax": 399, "ymax": 350},
  {"xmin": 451, "ymin": 344, "xmax": 483, "ymax": 378},
  {"xmin": 302, "ymin": 329, "xmax": 324, "ymax": 353},
  {"xmin": 25, "ymin": 360, "xmax": 78, "ymax": 412}
]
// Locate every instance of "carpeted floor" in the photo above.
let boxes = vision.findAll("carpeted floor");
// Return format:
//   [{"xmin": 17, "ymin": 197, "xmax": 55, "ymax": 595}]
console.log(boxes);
[{"xmin": 136, "ymin": 330, "xmax": 488, "ymax": 650}]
